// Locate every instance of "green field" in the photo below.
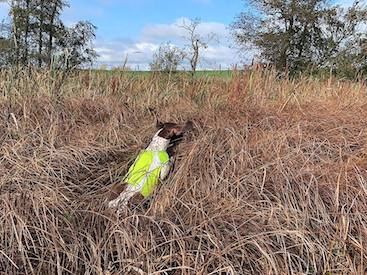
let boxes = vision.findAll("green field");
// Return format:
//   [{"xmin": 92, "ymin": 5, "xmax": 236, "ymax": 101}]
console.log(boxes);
[{"xmin": 92, "ymin": 69, "xmax": 235, "ymax": 78}]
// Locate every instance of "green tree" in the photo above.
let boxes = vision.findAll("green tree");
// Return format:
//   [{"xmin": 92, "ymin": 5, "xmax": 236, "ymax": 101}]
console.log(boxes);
[
  {"xmin": 232, "ymin": 0, "xmax": 367, "ymax": 76},
  {"xmin": 44, "ymin": 0, "xmax": 68, "ymax": 66},
  {"xmin": 320, "ymin": 2, "xmax": 367, "ymax": 76},
  {"xmin": 1, "ymin": 0, "xmax": 98, "ymax": 69},
  {"xmin": 56, "ymin": 21, "xmax": 97, "ymax": 70},
  {"xmin": 150, "ymin": 42, "xmax": 185, "ymax": 73},
  {"xmin": 31, "ymin": 0, "xmax": 68, "ymax": 67},
  {"xmin": 9, "ymin": 0, "xmax": 33, "ymax": 66},
  {"xmin": 0, "ymin": 19, "xmax": 13, "ymax": 66}
]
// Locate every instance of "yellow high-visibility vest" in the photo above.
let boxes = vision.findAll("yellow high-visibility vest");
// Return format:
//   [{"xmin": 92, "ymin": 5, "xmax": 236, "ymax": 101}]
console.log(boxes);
[{"xmin": 124, "ymin": 150, "xmax": 169, "ymax": 197}]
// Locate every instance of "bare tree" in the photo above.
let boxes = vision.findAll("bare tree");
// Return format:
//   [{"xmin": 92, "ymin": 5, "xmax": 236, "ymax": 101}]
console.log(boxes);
[{"xmin": 179, "ymin": 18, "xmax": 216, "ymax": 77}]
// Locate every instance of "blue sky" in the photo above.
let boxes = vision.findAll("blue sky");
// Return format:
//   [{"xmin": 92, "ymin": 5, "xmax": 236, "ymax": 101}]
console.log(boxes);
[
  {"xmin": 0, "ymin": 0, "xmax": 360, "ymax": 70},
  {"xmin": 62, "ymin": 0, "xmax": 244, "ymax": 40}
]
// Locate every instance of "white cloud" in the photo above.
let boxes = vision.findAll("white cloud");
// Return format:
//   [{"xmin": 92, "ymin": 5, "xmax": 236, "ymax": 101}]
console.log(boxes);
[
  {"xmin": 142, "ymin": 17, "xmax": 228, "ymax": 43},
  {"xmin": 95, "ymin": 17, "xmax": 241, "ymax": 70},
  {"xmin": 134, "ymin": 42, "xmax": 159, "ymax": 53},
  {"xmin": 94, "ymin": 39, "xmax": 159, "ymax": 70}
]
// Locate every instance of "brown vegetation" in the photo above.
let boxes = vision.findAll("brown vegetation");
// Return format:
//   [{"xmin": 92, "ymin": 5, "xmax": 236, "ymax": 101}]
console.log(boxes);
[{"xmin": 0, "ymin": 69, "xmax": 367, "ymax": 274}]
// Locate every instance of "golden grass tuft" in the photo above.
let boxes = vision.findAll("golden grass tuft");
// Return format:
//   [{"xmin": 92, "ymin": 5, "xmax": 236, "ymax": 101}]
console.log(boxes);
[{"xmin": 0, "ymin": 68, "xmax": 367, "ymax": 274}]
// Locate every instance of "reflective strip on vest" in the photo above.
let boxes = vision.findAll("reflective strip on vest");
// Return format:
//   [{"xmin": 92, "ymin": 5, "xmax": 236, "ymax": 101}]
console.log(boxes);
[{"xmin": 124, "ymin": 150, "xmax": 169, "ymax": 197}]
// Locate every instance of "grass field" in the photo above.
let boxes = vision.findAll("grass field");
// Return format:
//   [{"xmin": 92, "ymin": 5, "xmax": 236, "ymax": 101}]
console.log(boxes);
[
  {"xmin": 0, "ymin": 68, "xmax": 367, "ymax": 274},
  {"xmin": 94, "ymin": 69, "xmax": 234, "ymax": 79}
]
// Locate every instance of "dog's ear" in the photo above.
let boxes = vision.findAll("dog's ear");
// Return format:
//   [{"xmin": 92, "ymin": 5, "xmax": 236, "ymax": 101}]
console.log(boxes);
[
  {"xmin": 172, "ymin": 120, "xmax": 193, "ymax": 136},
  {"xmin": 155, "ymin": 119, "xmax": 164, "ymax": 129},
  {"xmin": 182, "ymin": 120, "xmax": 194, "ymax": 133}
]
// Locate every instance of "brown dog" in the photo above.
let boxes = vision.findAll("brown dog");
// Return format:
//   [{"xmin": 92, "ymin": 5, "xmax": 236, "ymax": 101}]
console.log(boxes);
[{"xmin": 108, "ymin": 120, "xmax": 192, "ymax": 210}]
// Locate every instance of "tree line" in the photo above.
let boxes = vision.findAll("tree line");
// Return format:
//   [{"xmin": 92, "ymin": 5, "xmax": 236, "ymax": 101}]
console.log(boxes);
[
  {"xmin": 233, "ymin": 0, "xmax": 367, "ymax": 77},
  {"xmin": 1, "ymin": 0, "xmax": 366, "ymax": 77},
  {"xmin": 0, "ymin": 0, "xmax": 97, "ymax": 69}
]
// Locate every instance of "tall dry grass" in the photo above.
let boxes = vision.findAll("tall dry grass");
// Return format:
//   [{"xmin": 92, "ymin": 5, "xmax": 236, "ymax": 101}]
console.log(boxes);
[{"xmin": 0, "ymin": 68, "xmax": 367, "ymax": 274}]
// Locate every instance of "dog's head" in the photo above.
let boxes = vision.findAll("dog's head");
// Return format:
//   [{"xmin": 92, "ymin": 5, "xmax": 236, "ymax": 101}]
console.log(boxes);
[{"xmin": 155, "ymin": 120, "xmax": 193, "ymax": 140}]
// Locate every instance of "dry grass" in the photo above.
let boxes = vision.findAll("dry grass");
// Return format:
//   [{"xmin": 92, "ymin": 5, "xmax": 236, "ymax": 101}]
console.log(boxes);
[{"xmin": 0, "ymin": 68, "xmax": 367, "ymax": 274}]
